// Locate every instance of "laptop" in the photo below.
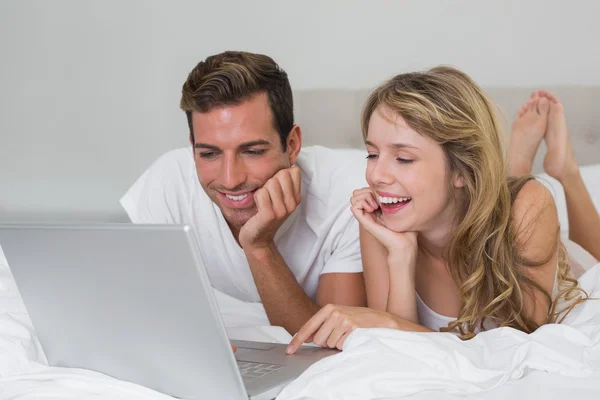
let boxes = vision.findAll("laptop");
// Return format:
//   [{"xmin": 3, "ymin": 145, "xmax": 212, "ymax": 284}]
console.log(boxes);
[{"xmin": 0, "ymin": 223, "xmax": 337, "ymax": 400}]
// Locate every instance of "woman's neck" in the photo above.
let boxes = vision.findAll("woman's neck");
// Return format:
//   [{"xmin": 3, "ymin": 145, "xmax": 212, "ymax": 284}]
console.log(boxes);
[
  {"xmin": 418, "ymin": 230, "xmax": 449, "ymax": 261},
  {"xmin": 417, "ymin": 211, "xmax": 458, "ymax": 262}
]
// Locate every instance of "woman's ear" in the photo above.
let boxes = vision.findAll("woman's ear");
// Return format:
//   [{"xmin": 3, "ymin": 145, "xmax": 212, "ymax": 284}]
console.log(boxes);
[
  {"xmin": 286, "ymin": 125, "xmax": 302, "ymax": 166},
  {"xmin": 453, "ymin": 172, "xmax": 465, "ymax": 188}
]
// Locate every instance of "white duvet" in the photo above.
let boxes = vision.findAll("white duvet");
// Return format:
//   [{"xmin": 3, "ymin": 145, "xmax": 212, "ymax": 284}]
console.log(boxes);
[
  {"xmin": 278, "ymin": 265, "xmax": 600, "ymax": 399},
  {"xmin": 1, "ymin": 248, "xmax": 600, "ymax": 399}
]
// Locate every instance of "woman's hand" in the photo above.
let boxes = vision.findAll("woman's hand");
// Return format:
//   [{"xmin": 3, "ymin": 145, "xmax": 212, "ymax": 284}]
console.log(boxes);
[
  {"xmin": 350, "ymin": 187, "xmax": 418, "ymax": 262},
  {"xmin": 286, "ymin": 305, "xmax": 399, "ymax": 354}
]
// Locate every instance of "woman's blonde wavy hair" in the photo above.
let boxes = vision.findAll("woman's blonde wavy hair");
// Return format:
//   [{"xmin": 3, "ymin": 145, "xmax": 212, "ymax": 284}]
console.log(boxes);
[{"xmin": 361, "ymin": 66, "xmax": 587, "ymax": 338}]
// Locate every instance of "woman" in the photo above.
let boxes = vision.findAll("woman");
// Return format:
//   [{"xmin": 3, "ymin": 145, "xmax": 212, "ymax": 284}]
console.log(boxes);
[{"xmin": 287, "ymin": 67, "xmax": 592, "ymax": 354}]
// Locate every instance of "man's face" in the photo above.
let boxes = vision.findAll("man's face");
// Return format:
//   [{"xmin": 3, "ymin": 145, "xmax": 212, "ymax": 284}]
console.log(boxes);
[{"xmin": 190, "ymin": 93, "xmax": 298, "ymax": 231}]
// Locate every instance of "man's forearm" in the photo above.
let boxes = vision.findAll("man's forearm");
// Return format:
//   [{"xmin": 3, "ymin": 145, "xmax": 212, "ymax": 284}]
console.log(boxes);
[{"xmin": 244, "ymin": 243, "xmax": 321, "ymax": 335}]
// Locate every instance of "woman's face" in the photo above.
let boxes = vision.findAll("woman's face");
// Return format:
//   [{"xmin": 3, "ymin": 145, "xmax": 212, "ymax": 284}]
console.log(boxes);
[{"xmin": 365, "ymin": 106, "xmax": 462, "ymax": 234}]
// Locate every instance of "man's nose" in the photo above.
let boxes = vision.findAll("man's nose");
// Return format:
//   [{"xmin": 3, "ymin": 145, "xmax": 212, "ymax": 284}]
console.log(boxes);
[{"xmin": 220, "ymin": 154, "xmax": 247, "ymax": 190}]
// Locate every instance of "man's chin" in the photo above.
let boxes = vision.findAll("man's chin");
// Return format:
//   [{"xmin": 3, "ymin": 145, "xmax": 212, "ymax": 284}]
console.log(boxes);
[{"xmin": 222, "ymin": 208, "xmax": 256, "ymax": 228}]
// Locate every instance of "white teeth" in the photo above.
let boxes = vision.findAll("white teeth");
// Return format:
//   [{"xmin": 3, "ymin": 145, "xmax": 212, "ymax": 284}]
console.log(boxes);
[
  {"xmin": 226, "ymin": 193, "xmax": 249, "ymax": 201},
  {"xmin": 378, "ymin": 196, "xmax": 411, "ymax": 204}
]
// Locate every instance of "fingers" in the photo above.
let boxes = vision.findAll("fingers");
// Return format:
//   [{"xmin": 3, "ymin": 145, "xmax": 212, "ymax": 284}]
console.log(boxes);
[
  {"xmin": 350, "ymin": 203, "xmax": 378, "ymax": 227},
  {"xmin": 254, "ymin": 187, "xmax": 273, "ymax": 217},
  {"xmin": 312, "ymin": 309, "xmax": 342, "ymax": 347},
  {"xmin": 295, "ymin": 307, "xmax": 354, "ymax": 352},
  {"xmin": 290, "ymin": 165, "xmax": 302, "ymax": 203},
  {"xmin": 261, "ymin": 167, "xmax": 301, "ymax": 220},
  {"xmin": 351, "ymin": 192, "xmax": 384, "ymax": 229},
  {"xmin": 263, "ymin": 179, "xmax": 288, "ymax": 219},
  {"xmin": 231, "ymin": 343, "xmax": 237, "ymax": 353},
  {"xmin": 287, "ymin": 305, "xmax": 333, "ymax": 354},
  {"xmin": 326, "ymin": 324, "xmax": 348, "ymax": 349},
  {"xmin": 351, "ymin": 187, "xmax": 379, "ymax": 212},
  {"xmin": 275, "ymin": 168, "xmax": 299, "ymax": 214},
  {"xmin": 336, "ymin": 331, "xmax": 351, "ymax": 350}
]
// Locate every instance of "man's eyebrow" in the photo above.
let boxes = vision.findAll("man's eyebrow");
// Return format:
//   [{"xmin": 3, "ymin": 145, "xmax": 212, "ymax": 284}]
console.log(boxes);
[
  {"xmin": 194, "ymin": 143, "xmax": 220, "ymax": 150},
  {"xmin": 194, "ymin": 140, "xmax": 272, "ymax": 151},
  {"xmin": 238, "ymin": 140, "xmax": 271, "ymax": 149}
]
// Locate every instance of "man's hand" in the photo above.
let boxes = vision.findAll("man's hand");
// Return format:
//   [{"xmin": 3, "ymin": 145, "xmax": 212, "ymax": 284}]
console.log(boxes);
[{"xmin": 239, "ymin": 166, "xmax": 302, "ymax": 251}]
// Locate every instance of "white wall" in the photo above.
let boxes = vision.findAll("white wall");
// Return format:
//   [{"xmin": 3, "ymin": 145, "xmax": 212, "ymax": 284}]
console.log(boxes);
[{"xmin": 1, "ymin": 0, "xmax": 599, "ymax": 220}]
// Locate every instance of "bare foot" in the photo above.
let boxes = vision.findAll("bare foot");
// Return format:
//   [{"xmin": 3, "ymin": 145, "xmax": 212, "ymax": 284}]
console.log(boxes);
[
  {"xmin": 536, "ymin": 90, "xmax": 578, "ymax": 183},
  {"xmin": 508, "ymin": 94, "xmax": 550, "ymax": 176}
]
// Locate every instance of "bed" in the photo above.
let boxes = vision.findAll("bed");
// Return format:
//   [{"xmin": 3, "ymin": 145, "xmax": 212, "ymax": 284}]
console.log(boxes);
[{"xmin": 1, "ymin": 87, "xmax": 600, "ymax": 399}]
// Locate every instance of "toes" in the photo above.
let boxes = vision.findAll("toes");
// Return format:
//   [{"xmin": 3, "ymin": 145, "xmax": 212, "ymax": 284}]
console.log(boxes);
[
  {"xmin": 548, "ymin": 100, "xmax": 565, "ymax": 116},
  {"xmin": 538, "ymin": 89, "xmax": 559, "ymax": 104},
  {"xmin": 526, "ymin": 98, "xmax": 537, "ymax": 113},
  {"xmin": 537, "ymin": 97, "xmax": 550, "ymax": 115}
]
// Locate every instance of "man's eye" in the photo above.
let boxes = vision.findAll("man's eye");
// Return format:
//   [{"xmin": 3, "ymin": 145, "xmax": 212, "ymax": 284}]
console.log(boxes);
[
  {"xmin": 198, "ymin": 152, "xmax": 218, "ymax": 159},
  {"xmin": 245, "ymin": 149, "xmax": 267, "ymax": 156},
  {"xmin": 366, "ymin": 154, "xmax": 378, "ymax": 160}
]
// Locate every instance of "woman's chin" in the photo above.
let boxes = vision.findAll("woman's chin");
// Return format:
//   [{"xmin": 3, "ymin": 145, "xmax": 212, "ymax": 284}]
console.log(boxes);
[{"xmin": 380, "ymin": 216, "xmax": 413, "ymax": 233}]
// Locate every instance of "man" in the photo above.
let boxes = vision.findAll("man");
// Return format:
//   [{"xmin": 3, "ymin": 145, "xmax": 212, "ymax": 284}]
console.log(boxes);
[{"xmin": 121, "ymin": 51, "xmax": 367, "ymax": 334}]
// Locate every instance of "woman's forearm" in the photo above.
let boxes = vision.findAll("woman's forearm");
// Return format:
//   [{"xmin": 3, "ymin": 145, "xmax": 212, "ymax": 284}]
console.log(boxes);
[{"xmin": 386, "ymin": 252, "xmax": 418, "ymax": 323}]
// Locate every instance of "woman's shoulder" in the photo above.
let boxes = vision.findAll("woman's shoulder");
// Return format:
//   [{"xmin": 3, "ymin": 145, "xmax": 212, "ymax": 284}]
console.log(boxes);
[
  {"xmin": 511, "ymin": 179, "xmax": 556, "ymax": 225},
  {"xmin": 511, "ymin": 178, "xmax": 560, "ymax": 263}
]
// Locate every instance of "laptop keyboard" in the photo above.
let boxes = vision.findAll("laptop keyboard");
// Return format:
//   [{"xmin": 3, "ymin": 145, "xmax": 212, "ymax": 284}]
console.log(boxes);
[{"xmin": 237, "ymin": 361, "xmax": 284, "ymax": 383}]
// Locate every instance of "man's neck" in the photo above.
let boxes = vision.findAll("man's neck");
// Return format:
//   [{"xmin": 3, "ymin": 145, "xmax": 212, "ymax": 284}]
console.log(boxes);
[{"xmin": 227, "ymin": 221, "xmax": 242, "ymax": 246}]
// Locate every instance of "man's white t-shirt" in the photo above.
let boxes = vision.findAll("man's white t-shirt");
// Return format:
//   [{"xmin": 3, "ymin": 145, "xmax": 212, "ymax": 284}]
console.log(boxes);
[{"xmin": 120, "ymin": 146, "xmax": 368, "ymax": 303}]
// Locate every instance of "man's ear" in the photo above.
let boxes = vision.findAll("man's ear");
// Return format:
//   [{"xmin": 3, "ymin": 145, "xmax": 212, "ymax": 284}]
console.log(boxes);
[{"xmin": 286, "ymin": 125, "xmax": 302, "ymax": 166}]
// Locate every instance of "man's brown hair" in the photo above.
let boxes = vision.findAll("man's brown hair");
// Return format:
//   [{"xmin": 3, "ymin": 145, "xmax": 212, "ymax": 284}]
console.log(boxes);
[{"xmin": 180, "ymin": 51, "xmax": 294, "ymax": 149}]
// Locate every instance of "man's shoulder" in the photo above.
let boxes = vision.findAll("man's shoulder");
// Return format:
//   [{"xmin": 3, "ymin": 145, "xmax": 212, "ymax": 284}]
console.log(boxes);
[
  {"xmin": 151, "ymin": 147, "xmax": 195, "ymax": 171},
  {"xmin": 139, "ymin": 147, "xmax": 196, "ymax": 185},
  {"xmin": 298, "ymin": 146, "xmax": 367, "ymax": 196},
  {"xmin": 295, "ymin": 146, "xmax": 366, "ymax": 226},
  {"xmin": 299, "ymin": 145, "xmax": 367, "ymax": 163}
]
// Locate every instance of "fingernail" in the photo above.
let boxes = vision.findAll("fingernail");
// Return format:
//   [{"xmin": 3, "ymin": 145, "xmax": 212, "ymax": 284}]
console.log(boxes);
[{"xmin": 286, "ymin": 345, "xmax": 295, "ymax": 354}]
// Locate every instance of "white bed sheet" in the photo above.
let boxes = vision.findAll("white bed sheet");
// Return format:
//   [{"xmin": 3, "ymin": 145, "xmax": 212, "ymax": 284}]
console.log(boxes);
[
  {"xmin": 276, "ymin": 266, "xmax": 600, "ymax": 400},
  {"xmin": 2, "ymin": 253, "xmax": 600, "ymax": 400}
]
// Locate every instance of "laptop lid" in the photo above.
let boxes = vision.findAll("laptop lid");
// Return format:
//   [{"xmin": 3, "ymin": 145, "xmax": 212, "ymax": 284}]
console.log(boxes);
[{"xmin": 0, "ymin": 223, "xmax": 248, "ymax": 400}]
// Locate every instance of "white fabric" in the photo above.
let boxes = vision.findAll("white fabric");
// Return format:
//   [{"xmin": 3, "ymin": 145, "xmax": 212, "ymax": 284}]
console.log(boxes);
[
  {"xmin": 277, "ymin": 264, "xmax": 600, "ymax": 399},
  {"xmin": 2, "ymin": 248, "xmax": 600, "ymax": 399},
  {"xmin": 120, "ymin": 146, "xmax": 368, "ymax": 303},
  {"xmin": 415, "ymin": 291, "xmax": 454, "ymax": 333}
]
